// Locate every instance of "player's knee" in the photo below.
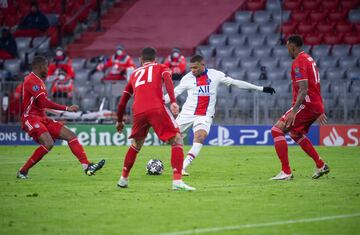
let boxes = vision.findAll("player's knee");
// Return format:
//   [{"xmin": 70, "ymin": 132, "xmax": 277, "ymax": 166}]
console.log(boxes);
[
  {"xmin": 43, "ymin": 140, "xmax": 54, "ymax": 151},
  {"xmin": 169, "ymin": 133, "xmax": 183, "ymax": 146},
  {"xmin": 271, "ymin": 125, "xmax": 285, "ymax": 137},
  {"xmin": 194, "ymin": 131, "xmax": 207, "ymax": 143},
  {"xmin": 131, "ymin": 139, "xmax": 143, "ymax": 150},
  {"xmin": 173, "ymin": 133, "xmax": 183, "ymax": 145},
  {"xmin": 67, "ymin": 131, "xmax": 77, "ymax": 140}
]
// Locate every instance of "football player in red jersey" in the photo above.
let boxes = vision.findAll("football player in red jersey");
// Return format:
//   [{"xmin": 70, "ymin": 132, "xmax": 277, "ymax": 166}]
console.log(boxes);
[
  {"xmin": 270, "ymin": 35, "xmax": 329, "ymax": 180},
  {"xmin": 17, "ymin": 56, "xmax": 105, "ymax": 179},
  {"xmin": 116, "ymin": 47, "xmax": 195, "ymax": 190}
]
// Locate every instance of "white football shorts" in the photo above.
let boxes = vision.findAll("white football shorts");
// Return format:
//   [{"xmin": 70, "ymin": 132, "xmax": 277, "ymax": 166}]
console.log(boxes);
[{"xmin": 176, "ymin": 114, "xmax": 213, "ymax": 134}]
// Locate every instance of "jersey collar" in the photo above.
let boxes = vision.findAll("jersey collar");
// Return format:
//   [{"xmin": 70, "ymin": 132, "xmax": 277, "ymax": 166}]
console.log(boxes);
[{"xmin": 31, "ymin": 72, "xmax": 44, "ymax": 82}]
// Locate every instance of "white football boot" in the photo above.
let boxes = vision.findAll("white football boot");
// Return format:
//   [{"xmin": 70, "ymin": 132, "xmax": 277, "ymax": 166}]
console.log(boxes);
[
  {"xmin": 117, "ymin": 176, "xmax": 129, "ymax": 188},
  {"xmin": 270, "ymin": 171, "xmax": 293, "ymax": 180},
  {"xmin": 172, "ymin": 180, "xmax": 196, "ymax": 191}
]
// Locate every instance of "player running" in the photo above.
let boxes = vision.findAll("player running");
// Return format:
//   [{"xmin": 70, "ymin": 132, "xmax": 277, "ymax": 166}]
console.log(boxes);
[
  {"xmin": 17, "ymin": 56, "xmax": 105, "ymax": 179},
  {"xmin": 270, "ymin": 35, "xmax": 329, "ymax": 180},
  {"xmin": 116, "ymin": 47, "xmax": 195, "ymax": 191},
  {"xmin": 165, "ymin": 54, "xmax": 276, "ymax": 176}
]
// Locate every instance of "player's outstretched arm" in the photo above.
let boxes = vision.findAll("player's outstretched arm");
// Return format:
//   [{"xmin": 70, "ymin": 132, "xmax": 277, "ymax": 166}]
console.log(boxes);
[
  {"xmin": 116, "ymin": 83, "xmax": 133, "ymax": 132},
  {"xmin": 222, "ymin": 76, "xmax": 276, "ymax": 94},
  {"xmin": 37, "ymin": 93, "xmax": 68, "ymax": 111},
  {"xmin": 163, "ymin": 72, "xmax": 176, "ymax": 104}
]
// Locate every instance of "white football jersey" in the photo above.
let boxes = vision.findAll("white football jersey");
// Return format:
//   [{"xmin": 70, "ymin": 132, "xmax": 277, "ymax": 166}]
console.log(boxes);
[{"xmin": 166, "ymin": 68, "xmax": 263, "ymax": 117}]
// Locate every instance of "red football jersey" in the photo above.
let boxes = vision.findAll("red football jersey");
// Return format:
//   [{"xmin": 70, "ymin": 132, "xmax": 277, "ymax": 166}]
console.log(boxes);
[
  {"xmin": 125, "ymin": 62, "xmax": 171, "ymax": 115},
  {"xmin": 22, "ymin": 72, "xmax": 48, "ymax": 118},
  {"xmin": 291, "ymin": 51, "xmax": 324, "ymax": 113}
]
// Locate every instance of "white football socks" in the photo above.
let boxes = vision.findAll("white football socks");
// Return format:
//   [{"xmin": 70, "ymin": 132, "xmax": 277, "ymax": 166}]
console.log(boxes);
[{"xmin": 183, "ymin": 142, "xmax": 203, "ymax": 170}]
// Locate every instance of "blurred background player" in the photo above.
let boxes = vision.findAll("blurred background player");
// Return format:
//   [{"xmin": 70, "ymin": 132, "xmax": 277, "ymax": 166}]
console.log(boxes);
[
  {"xmin": 164, "ymin": 48, "xmax": 187, "ymax": 81},
  {"xmin": 17, "ymin": 56, "xmax": 105, "ymax": 179},
  {"xmin": 47, "ymin": 47, "xmax": 75, "ymax": 79},
  {"xmin": 270, "ymin": 35, "xmax": 329, "ymax": 180},
  {"xmin": 165, "ymin": 54, "xmax": 276, "ymax": 176},
  {"xmin": 97, "ymin": 45, "xmax": 135, "ymax": 81},
  {"xmin": 116, "ymin": 47, "xmax": 195, "ymax": 191}
]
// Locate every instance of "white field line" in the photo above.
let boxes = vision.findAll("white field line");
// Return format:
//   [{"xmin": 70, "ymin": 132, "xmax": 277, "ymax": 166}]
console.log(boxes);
[{"xmin": 159, "ymin": 212, "xmax": 360, "ymax": 235}]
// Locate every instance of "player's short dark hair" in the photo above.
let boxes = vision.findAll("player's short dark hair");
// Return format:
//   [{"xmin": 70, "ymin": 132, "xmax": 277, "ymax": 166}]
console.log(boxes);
[
  {"xmin": 190, "ymin": 54, "xmax": 204, "ymax": 63},
  {"xmin": 141, "ymin": 47, "xmax": 156, "ymax": 61},
  {"xmin": 287, "ymin": 35, "xmax": 303, "ymax": 48},
  {"xmin": 31, "ymin": 55, "xmax": 48, "ymax": 69}
]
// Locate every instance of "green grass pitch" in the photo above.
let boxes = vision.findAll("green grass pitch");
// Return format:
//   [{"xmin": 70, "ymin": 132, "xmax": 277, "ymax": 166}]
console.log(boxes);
[{"xmin": 0, "ymin": 145, "xmax": 360, "ymax": 235}]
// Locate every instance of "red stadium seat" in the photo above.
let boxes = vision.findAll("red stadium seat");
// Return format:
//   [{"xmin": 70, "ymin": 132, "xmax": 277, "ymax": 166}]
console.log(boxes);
[
  {"xmin": 291, "ymin": 10, "xmax": 309, "ymax": 22},
  {"xmin": 280, "ymin": 21, "xmax": 298, "ymax": 34},
  {"xmin": 303, "ymin": 0, "xmax": 320, "ymax": 11},
  {"xmin": 336, "ymin": 21, "xmax": 354, "ymax": 34},
  {"xmin": 283, "ymin": 0, "xmax": 301, "ymax": 10},
  {"xmin": 297, "ymin": 22, "xmax": 316, "ymax": 34},
  {"xmin": 310, "ymin": 10, "xmax": 328, "ymax": 22},
  {"xmin": 246, "ymin": 0, "xmax": 266, "ymax": 11},
  {"xmin": 328, "ymin": 9, "xmax": 349, "ymax": 21},
  {"xmin": 321, "ymin": 0, "xmax": 339, "ymax": 11},
  {"xmin": 323, "ymin": 32, "xmax": 343, "ymax": 44},
  {"xmin": 304, "ymin": 34, "xmax": 322, "ymax": 45},
  {"xmin": 316, "ymin": 21, "xmax": 336, "ymax": 34},
  {"xmin": 343, "ymin": 32, "xmax": 360, "ymax": 44},
  {"xmin": 341, "ymin": 0, "xmax": 360, "ymax": 10}
]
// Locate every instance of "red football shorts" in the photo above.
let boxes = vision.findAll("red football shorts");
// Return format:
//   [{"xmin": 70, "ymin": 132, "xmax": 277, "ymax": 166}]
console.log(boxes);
[
  {"xmin": 279, "ymin": 105, "xmax": 321, "ymax": 134},
  {"xmin": 22, "ymin": 116, "xmax": 64, "ymax": 143},
  {"xmin": 130, "ymin": 107, "xmax": 179, "ymax": 142}
]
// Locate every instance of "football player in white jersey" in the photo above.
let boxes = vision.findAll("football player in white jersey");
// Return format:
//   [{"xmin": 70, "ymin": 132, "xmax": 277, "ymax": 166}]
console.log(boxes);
[{"xmin": 165, "ymin": 54, "xmax": 275, "ymax": 176}]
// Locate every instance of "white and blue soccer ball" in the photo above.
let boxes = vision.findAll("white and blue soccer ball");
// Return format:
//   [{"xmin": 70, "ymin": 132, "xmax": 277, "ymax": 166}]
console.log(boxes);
[{"xmin": 146, "ymin": 159, "xmax": 164, "ymax": 175}]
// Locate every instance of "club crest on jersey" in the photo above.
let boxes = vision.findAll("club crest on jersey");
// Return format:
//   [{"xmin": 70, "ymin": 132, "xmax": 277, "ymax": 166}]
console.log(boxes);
[
  {"xmin": 32, "ymin": 85, "xmax": 40, "ymax": 92},
  {"xmin": 294, "ymin": 67, "xmax": 302, "ymax": 78},
  {"xmin": 34, "ymin": 123, "xmax": 40, "ymax": 128}
]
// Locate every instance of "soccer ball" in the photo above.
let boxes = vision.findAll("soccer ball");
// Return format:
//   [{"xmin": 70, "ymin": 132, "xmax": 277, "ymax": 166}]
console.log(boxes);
[{"xmin": 146, "ymin": 159, "xmax": 164, "ymax": 175}]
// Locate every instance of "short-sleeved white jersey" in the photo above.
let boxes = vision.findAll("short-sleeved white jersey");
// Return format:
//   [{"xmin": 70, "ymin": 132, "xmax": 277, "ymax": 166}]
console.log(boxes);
[{"xmin": 167, "ymin": 68, "xmax": 263, "ymax": 117}]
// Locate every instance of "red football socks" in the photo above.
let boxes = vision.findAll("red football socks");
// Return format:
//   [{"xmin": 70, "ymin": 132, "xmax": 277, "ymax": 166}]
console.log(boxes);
[
  {"xmin": 271, "ymin": 126, "xmax": 291, "ymax": 174},
  {"xmin": 171, "ymin": 144, "xmax": 184, "ymax": 180},
  {"xmin": 20, "ymin": 145, "xmax": 49, "ymax": 173},
  {"xmin": 68, "ymin": 138, "xmax": 90, "ymax": 165},
  {"xmin": 122, "ymin": 145, "xmax": 139, "ymax": 178},
  {"xmin": 293, "ymin": 135, "xmax": 324, "ymax": 168}
]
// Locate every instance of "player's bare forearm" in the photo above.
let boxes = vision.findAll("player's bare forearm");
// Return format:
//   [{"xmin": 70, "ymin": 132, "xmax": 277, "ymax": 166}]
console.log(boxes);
[
  {"xmin": 292, "ymin": 81, "xmax": 308, "ymax": 113},
  {"xmin": 163, "ymin": 73, "xmax": 176, "ymax": 103}
]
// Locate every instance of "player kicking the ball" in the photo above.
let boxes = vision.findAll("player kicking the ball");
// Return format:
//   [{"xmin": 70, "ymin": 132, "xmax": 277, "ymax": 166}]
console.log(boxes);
[
  {"xmin": 270, "ymin": 35, "xmax": 329, "ymax": 180},
  {"xmin": 17, "ymin": 56, "xmax": 105, "ymax": 179},
  {"xmin": 165, "ymin": 54, "xmax": 276, "ymax": 176},
  {"xmin": 116, "ymin": 47, "xmax": 195, "ymax": 191}
]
